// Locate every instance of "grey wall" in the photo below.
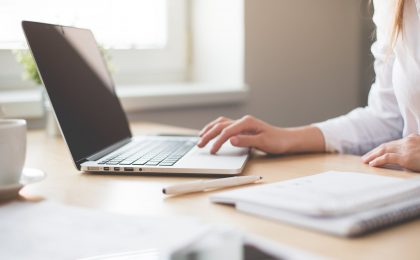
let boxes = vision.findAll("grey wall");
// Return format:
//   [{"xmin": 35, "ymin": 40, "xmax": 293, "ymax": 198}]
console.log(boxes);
[
  {"xmin": 360, "ymin": 1, "xmax": 376, "ymax": 105},
  {"xmin": 129, "ymin": 0, "xmax": 374, "ymax": 130}
]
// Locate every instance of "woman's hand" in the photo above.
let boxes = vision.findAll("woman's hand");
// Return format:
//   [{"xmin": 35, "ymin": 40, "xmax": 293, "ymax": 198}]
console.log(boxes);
[
  {"xmin": 362, "ymin": 134, "xmax": 420, "ymax": 172},
  {"xmin": 197, "ymin": 115, "xmax": 325, "ymax": 154},
  {"xmin": 197, "ymin": 115, "xmax": 287, "ymax": 154}
]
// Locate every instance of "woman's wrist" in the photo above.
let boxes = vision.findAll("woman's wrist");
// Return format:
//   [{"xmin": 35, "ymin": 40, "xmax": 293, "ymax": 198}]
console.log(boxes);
[{"xmin": 280, "ymin": 126, "xmax": 326, "ymax": 154}]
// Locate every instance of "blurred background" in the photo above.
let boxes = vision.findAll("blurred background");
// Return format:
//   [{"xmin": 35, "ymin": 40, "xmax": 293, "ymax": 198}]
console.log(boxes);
[{"xmin": 0, "ymin": 0, "xmax": 375, "ymax": 130}]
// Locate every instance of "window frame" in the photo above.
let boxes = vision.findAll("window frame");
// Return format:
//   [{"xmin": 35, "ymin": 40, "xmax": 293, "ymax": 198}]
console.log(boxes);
[
  {"xmin": 109, "ymin": 0, "xmax": 189, "ymax": 85},
  {"xmin": 0, "ymin": 0, "xmax": 248, "ymax": 120},
  {"xmin": 0, "ymin": 0, "xmax": 188, "ymax": 90}
]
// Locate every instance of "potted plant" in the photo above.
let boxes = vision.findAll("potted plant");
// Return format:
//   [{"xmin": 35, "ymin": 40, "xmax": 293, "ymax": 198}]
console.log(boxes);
[
  {"xmin": 14, "ymin": 49, "xmax": 60, "ymax": 137},
  {"xmin": 13, "ymin": 47, "xmax": 114, "ymax": 137},
  {"xmin": 14, "ymin": 50, "xmax": 42, "ymax": 85}
]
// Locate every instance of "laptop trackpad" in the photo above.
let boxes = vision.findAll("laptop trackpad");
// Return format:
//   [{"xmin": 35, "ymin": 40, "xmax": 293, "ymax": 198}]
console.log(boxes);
[
  {"xmin": 195, "ymin": 142, "xmax": 248, "ymax": 156},
  {"xmin": 176, "ymin": 141, "xmax": 249, "ymax": 170}
]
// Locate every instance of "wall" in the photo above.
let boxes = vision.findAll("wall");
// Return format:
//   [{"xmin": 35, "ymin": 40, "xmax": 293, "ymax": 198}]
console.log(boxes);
[
  {"xmin": 189, "ymin": 0, "xmax": 244, "ymax": 85},
  {"xmin": 129, "ymin": 0, "xmax": 370, "ymax": 130}
]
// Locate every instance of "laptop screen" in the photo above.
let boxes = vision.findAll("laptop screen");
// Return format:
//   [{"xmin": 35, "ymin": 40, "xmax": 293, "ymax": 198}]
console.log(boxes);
[{"xmin": 22, "ymin": 21, "xmax": 132, "ymax": 166}]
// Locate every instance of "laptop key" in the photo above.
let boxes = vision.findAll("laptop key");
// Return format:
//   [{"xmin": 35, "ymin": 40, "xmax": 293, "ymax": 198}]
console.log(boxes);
[
  {"xmin": 159, "ymin": 162, "xmax": 176, "ymax": 166},
  {"xmin": 119, "ymin": 158, "xmax": 138, "ymax": 164},
  {"xmin": 106, "ymin": 161, "xmax": 121, "ymax": 165},
  {"xmin": 132, "ymin": 161, "xmax": 147, "ymax": 165},
  {"xmin": 133, "ymin": 158, "xmax": 151, "ymax": 164},
  {"xmin": 119, "ymin": 162, "xmax": 133, "ymax": 165},
  {"xmin": 148, "ymin": 159, "xmax": 162, "ymax": 164},
  {"xmin": 160, "ymin": 159, "xmax": 177, "ymax": 163},
  {"xmin": 145, "ymin": 161, "xmax": 160, "ymax": 166}
]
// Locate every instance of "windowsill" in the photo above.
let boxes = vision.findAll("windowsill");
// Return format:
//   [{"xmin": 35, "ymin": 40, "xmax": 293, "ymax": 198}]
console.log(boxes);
[{"xmin": 0, "ymin": 83, "xmax": 248, "ymax": 118}]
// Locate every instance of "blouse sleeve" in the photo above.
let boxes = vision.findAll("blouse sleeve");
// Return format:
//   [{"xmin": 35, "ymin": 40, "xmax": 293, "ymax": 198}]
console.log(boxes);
[{"xmin": 313, "ymin": 0, "xmax": 403, "ymax": 155}]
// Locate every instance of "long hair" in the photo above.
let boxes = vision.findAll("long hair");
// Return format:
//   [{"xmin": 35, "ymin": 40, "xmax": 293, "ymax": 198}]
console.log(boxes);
[{"xmin": 391, "ymin": 0, "xmax": 405, "ymax": 44}]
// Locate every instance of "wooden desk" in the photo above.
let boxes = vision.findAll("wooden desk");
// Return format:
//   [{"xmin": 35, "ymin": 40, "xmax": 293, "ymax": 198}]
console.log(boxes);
[{"xmin": 22, "ymin": 122, "xmax": 420, "ymax": 260}]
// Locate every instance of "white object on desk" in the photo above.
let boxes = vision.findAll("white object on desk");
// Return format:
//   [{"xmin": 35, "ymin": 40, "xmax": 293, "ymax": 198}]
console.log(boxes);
[
  {"xmin": 0, "ymin": 119, "xmax": 26, "ymax": 185},
  {"xmin": 0, "ymin": 168, "xmax": 46, "ymax": 201},
  {"xmin": 211, "ymin": 171, "xmax": 420, "ymax": 237},
  {"xmin": 0, "ymin": 201, "xmax": 322, "ymax": 260},
  {"xmin": 162, "ymin": 176, "xmax": 262, "ymax": 195},
  {"xmin": 0, "ymin": 201, "xmax": 206, "ymax": 260}
]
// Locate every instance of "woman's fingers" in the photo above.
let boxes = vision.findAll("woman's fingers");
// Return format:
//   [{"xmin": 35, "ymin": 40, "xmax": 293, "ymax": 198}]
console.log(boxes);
[
  {"xmin": 362, "ymin": 142, "xmax": 399, "ymax": 163},
  {"xmin": 362, "ymin": 145, "xmax": 387, "ymax": 163},
  {"xmin": 364, "ymin": 135, "xmax": 420, "ymax": 172},
  {"xmin": 199, "ymin": 117, "xmax": 231, "ymax": 137},
  {"xmin": 369, "ymin": 153, "xmax": 402, "ymax": 167},
  {"xmin": 210, "ymin": 116, "xmax": 258, "ymax": 154},
  {"xmin": 230, "ymin": 134, "xmax": 261, "ymax": 148},
  {"xmin": 198, "ymin": 115, "xmax": 269, "ymax": 154},
  {"xmin": 197, "ymin": 121, "xmax": 231, "ymax": 148}
]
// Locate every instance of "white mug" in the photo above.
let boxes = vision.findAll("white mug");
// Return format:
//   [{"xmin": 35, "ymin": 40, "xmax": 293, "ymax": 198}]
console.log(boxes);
[{"xmin": 0, "ymin": 119, "xmax": 26, "ymax": 186}]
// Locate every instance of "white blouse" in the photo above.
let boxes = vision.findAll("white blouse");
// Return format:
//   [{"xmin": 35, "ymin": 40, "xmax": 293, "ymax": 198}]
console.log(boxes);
[{"xmin": 314, "ymin": 0, "xmax": 420, "ymax": 155}]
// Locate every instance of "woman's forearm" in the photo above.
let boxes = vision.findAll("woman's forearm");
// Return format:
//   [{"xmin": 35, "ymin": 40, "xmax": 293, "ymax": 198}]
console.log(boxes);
[{"xmin": 280, "ymin": 126, "xmax": 326, "ymax": 154}]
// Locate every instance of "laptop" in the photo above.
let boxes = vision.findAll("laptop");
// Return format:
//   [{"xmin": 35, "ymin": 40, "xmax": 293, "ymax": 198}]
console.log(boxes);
[{"xmin": 22, "ymin": 21, "xmax": 249, "ymax": 176}]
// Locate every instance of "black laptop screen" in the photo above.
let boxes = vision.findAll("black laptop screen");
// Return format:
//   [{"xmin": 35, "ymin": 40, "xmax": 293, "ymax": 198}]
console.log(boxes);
[{"xmin": 22, "ymin": 21, "xmax": 132, "ymax": 165}]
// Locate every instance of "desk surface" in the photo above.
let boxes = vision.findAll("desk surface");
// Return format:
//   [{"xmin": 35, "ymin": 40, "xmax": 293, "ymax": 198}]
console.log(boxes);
[{"xmin": 22, "ymin": 122, "xmax": 420, "ymax": 260}]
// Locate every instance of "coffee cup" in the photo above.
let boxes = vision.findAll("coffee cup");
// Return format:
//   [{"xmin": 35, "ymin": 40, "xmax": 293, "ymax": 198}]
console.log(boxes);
[{"xmin": 0, "ymin": 119, "xmax": 26, "ymax": 186}]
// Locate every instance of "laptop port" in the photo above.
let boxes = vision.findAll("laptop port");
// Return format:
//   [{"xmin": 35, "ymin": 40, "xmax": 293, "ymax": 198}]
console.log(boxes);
[
  {"xmin": 124, "ymin": 167, "xmax": 134, "ymax": 171},
  {"xmin": 103, "ymin": 167, "xmax": 110, "ymax": 171},
  {"xmin": 114, "ymin": 167, "xmax": 120, "ymax": 171}
]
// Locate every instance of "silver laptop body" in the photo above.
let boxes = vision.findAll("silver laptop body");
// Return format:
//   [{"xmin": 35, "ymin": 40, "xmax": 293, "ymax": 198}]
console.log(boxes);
[{"xmin": 22, "ymin": 21, "xmax": 249, "ymax": 176}]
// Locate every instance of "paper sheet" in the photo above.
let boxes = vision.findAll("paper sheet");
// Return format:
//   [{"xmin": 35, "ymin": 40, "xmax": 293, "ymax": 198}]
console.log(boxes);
[
  {"xmin": 212, "ymin": 171, "xmax": 420, "ymax": 216},
  {"xmin": 0, "ymin": 201, "xmax": 205, "ymax": 260}
]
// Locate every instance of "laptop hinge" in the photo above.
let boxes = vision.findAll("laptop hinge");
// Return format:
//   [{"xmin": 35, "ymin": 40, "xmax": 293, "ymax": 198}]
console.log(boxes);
[{"xmin": 77, "ymin": 137, "xmax": 132, "ymax": 167}]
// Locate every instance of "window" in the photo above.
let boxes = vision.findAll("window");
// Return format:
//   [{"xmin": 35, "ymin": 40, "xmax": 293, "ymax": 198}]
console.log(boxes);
[
  {"xmin": 0, "ymin": 0, "xmax": 247, "ymax": 119},
  {"xmin": 0, "ymin": 0, "xmax": 167, "ymax": 49},
  {"xmin": 0, "ymin": 0, "xmax": 187, "ymax": 88}
]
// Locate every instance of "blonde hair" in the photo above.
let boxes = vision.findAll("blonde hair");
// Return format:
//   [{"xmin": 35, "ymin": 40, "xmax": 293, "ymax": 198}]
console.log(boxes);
[{"xmin": 391, "ymin": 0, "xmax": 405, "ymax": 44}]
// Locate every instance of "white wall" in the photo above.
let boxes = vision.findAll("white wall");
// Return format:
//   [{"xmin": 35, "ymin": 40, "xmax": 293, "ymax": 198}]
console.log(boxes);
[{"xmin": 130, "ymin": 0, "xmax": 366, "ymax": 129}]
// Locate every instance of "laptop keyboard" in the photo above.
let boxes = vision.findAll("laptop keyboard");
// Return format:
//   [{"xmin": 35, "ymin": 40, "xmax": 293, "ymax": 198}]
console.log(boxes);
[{"xmin": 98, "ymin": 139, "xmax": 196, "ymax": 167}]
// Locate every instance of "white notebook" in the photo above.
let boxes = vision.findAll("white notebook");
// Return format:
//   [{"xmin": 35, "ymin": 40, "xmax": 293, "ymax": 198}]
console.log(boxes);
[{"xmin": 211, "ymin": 171, "xmax": 420, "ymax": 237}]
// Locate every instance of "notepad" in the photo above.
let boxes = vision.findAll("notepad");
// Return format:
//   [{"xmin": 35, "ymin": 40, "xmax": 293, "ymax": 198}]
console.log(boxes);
[{"xmin": 211, "ymin": 171, "xmax": 420, "ymax": 237}]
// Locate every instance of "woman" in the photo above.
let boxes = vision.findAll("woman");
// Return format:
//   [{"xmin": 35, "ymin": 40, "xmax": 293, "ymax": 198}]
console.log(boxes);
[{"xmin": 197, "ymin": 0, "xmax": 420, "ymax": 172}]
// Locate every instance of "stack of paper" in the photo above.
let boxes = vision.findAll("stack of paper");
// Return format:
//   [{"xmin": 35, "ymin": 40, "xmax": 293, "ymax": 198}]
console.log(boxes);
[
  {"xmin": 0, "ymin": 201, "xmax": 322, "ymax": 259},
  {"xmin": 0, "ymin": 201, "xmax": 205, "ymax": 259},
  {"xmin": 211, "ymin": 171, "xmax": 420, "ymax": 237}
]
